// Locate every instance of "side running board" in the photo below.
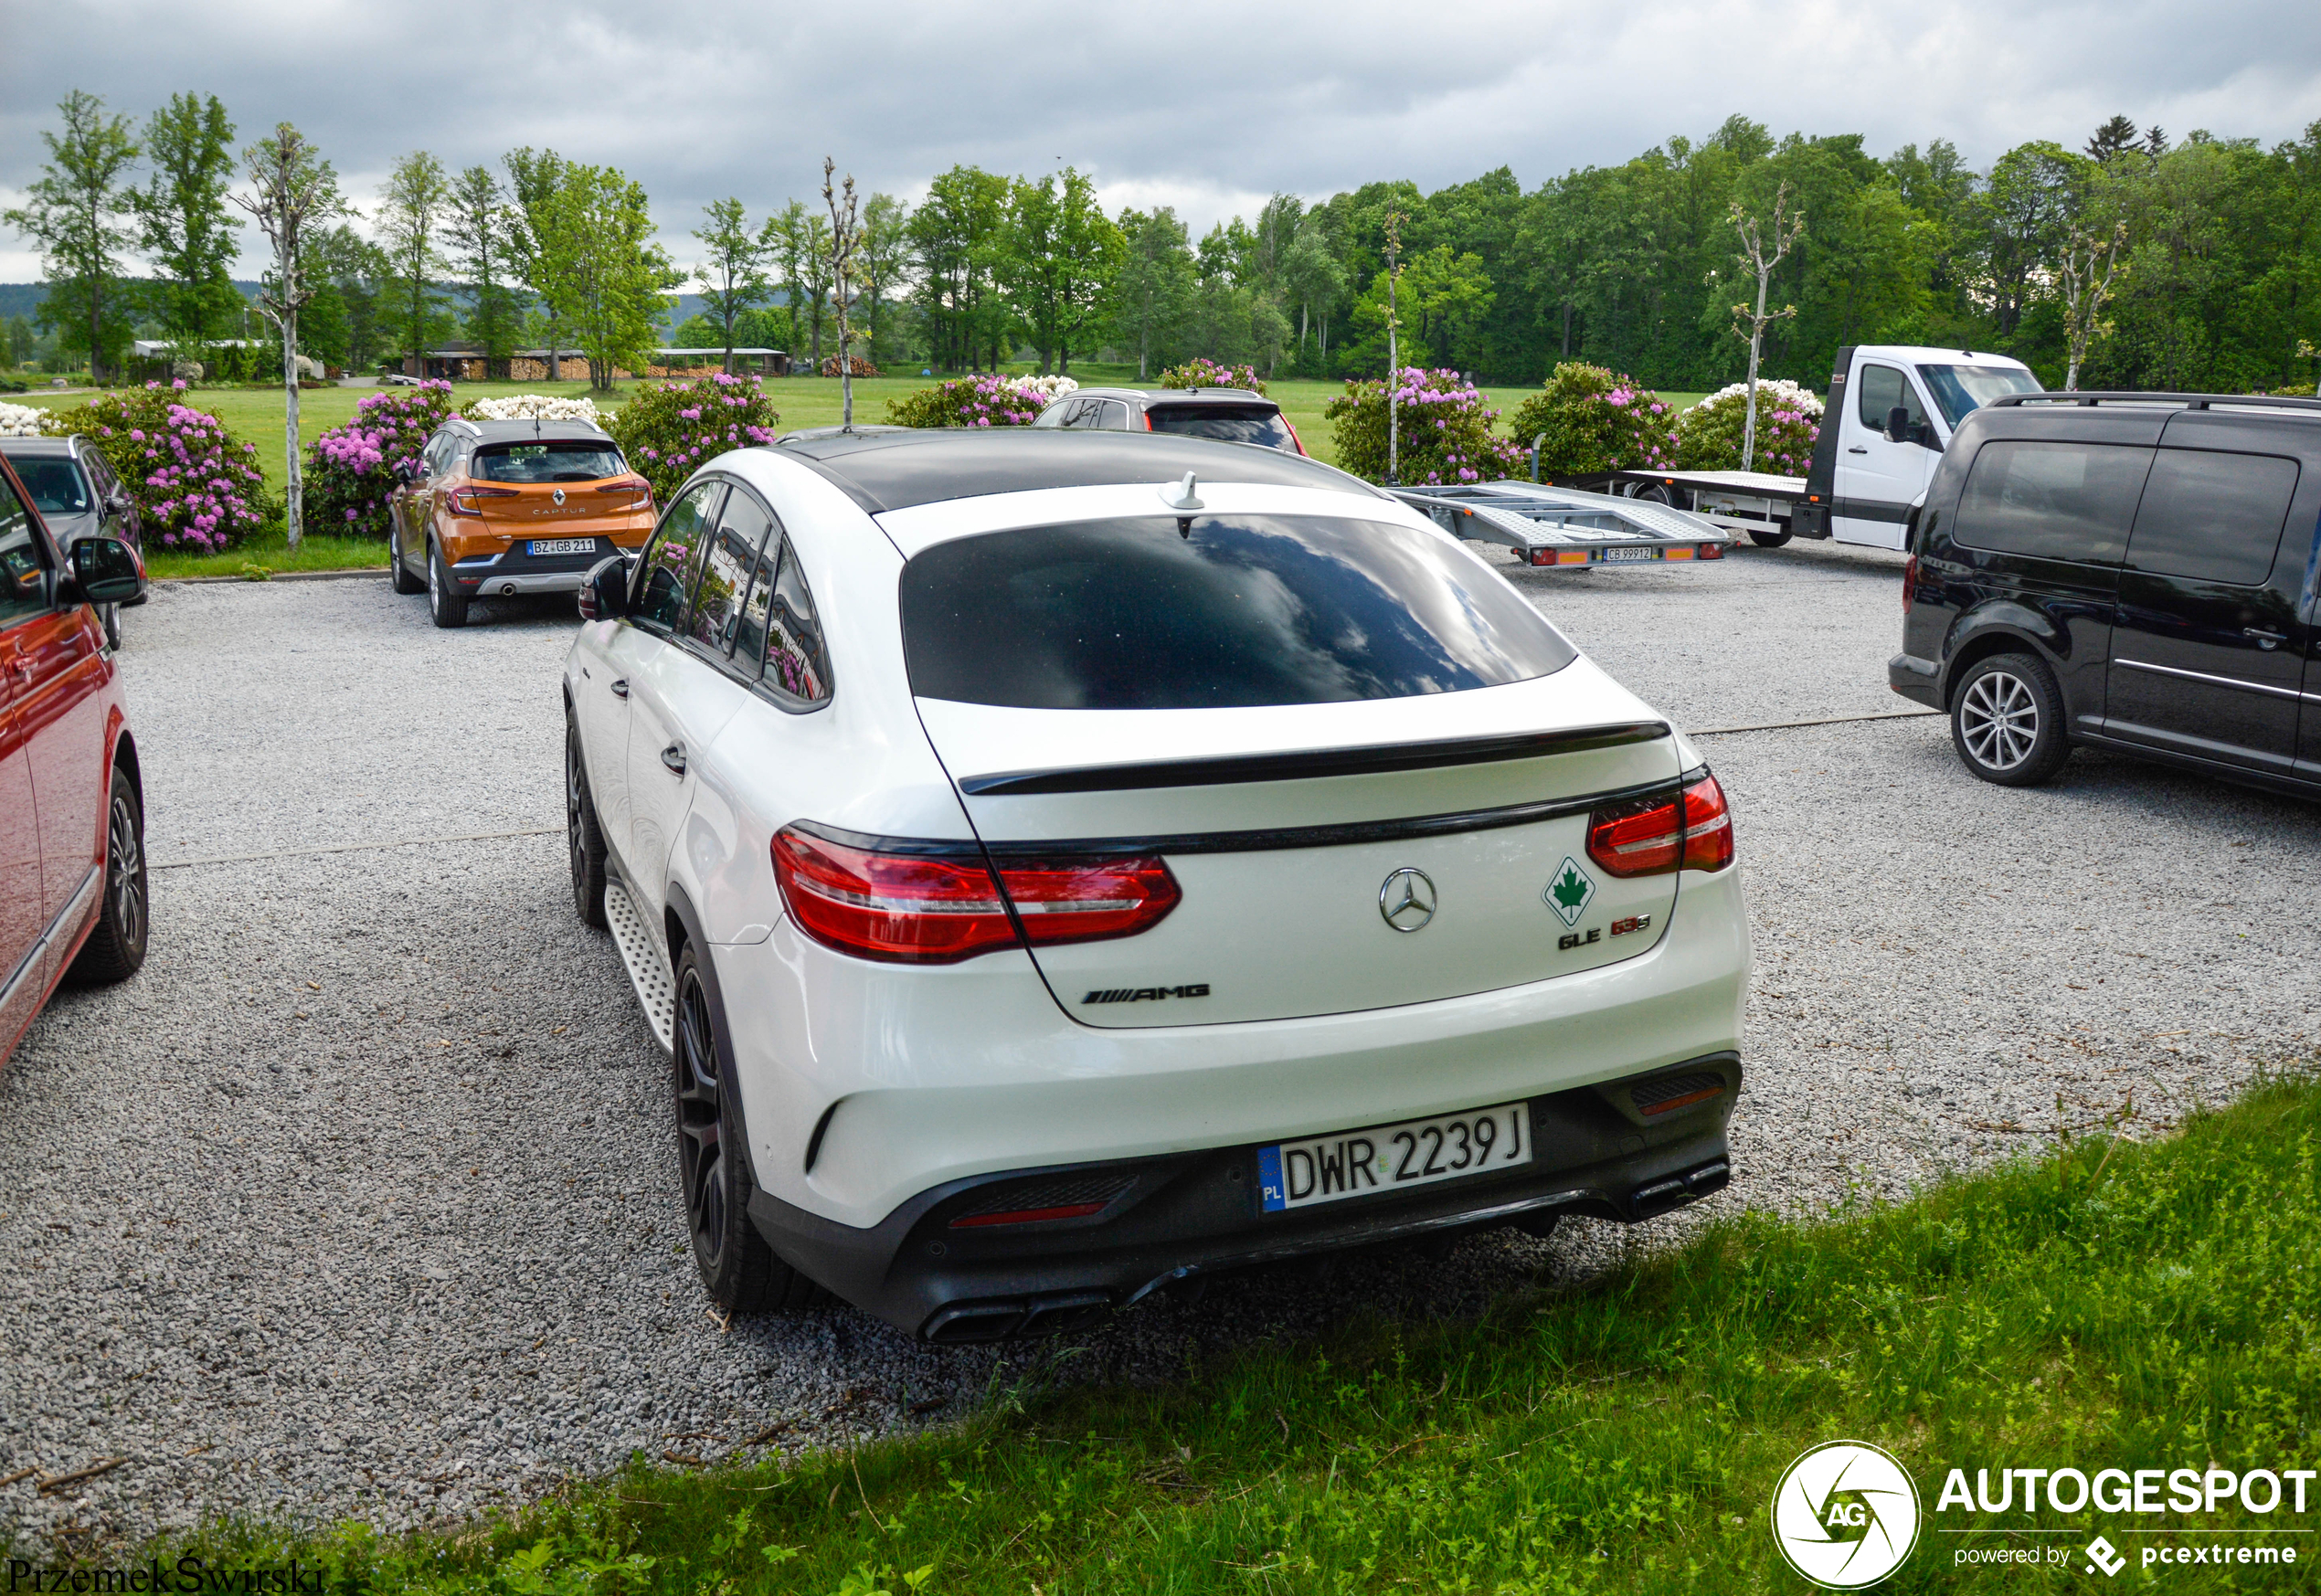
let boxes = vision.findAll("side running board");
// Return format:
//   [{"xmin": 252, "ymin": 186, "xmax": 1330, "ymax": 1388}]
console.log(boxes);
[{"xmin": 602, "ymin": 879, "xmax": 675, "ymax": 1052}]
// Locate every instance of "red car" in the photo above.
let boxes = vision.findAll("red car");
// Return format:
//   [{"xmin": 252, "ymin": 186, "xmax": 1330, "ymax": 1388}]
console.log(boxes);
[{"xmin": 0, "ymin": 453, "xmax": 149, "ymax": 1063}]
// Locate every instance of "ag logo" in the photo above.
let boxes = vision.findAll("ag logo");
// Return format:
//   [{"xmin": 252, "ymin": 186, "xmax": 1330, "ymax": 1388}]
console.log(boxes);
[
  {"xmin": 1770, "ymin": 1441, "xmax": 1920, "ymax": 1589},
  {"xmin": 1543, "ymin": 857, "xmax": 1595, "ymax": 927}
]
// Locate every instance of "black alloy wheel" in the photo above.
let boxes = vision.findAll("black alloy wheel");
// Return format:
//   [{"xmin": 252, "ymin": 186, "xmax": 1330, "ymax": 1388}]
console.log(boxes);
[
  {"xmin": 1950, "ymin": 651, "xmax": 2071, "ymax": 787},
  {"xmin": 670, "ymin": 945, "xmax": 820, "ymax": 1316},
  {"xmin": 566, "ymin": 713, "xmax": 609, "ymax": 927},
  {"xmin": 68, "ymin": 764, "xmax": 149, "ymax": 984}
]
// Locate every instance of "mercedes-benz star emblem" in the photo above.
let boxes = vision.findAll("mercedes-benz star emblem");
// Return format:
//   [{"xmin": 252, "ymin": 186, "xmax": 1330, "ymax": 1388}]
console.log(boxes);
[
  {"xmin": 551, "ymin": 488, "xmax": 567, "ymax": 506},
  {"xmin": 1378, "ymin": 867, "xmax": 1437, "ymax": 933}
]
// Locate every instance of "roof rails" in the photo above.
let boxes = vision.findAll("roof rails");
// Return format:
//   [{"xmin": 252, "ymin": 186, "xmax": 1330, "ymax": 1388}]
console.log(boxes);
[{"xmin": 1987, "ymin": 392, "xmax": 2321, "ymax": 415}]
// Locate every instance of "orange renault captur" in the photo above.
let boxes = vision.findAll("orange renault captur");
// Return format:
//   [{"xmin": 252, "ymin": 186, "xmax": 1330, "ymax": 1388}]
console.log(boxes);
[{"xmin": 387, "ymin": 417, "xmax": 655, "ymax": 628}]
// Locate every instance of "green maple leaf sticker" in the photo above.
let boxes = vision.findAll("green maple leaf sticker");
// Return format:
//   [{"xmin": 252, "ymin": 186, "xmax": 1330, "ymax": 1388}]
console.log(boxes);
[{"xmin": 1551, "ymin": 864, "xmax": 1590, "ymax": 912}]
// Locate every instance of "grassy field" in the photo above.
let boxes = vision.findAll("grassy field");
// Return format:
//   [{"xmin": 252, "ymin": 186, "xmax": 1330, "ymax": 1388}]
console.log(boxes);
[
  {"xmin": 26, "ymin": 375, "xmax": 1712, "ymax": 577},
  {"xmin": 69, "ymin": 1072, "xmax": 2321, "ymax": 1592}
]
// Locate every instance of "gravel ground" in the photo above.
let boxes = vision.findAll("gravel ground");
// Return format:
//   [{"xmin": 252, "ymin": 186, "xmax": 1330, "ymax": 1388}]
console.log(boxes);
[{"xmin": 5, "ymin": 545, "xmax": 2317, "ymax": 1549}]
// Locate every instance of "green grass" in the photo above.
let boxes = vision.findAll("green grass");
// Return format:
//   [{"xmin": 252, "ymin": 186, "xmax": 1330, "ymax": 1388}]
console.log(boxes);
[
  {"xmin": 68, "ymin": 1073, "xmax": 2321, "ymax": 1592},
  {"xmin": 142, "ymin": 532, "xmax": 389, "ymax": 580}
]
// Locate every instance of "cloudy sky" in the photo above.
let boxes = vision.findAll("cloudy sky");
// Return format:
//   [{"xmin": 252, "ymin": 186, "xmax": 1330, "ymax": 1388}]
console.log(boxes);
[{"xmin": 3, "ymin": 0, "xmax": 2317, "ymax": 281}]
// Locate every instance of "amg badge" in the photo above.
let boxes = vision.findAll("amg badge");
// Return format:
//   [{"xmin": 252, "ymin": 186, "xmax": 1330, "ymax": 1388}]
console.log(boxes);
[{"xmin": 1083, "ymin": 984, "xmax": 1210, "ymax": 1005}]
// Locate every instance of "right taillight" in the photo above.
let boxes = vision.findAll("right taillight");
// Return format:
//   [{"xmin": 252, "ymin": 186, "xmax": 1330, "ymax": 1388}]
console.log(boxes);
[
  {"xmin": 771, "ymin": 826, "xmax": 1179, "ymax": 964},
  {"xmin": 1585, "ymin": 772, "xmax": 1734, "ymax": 878}
]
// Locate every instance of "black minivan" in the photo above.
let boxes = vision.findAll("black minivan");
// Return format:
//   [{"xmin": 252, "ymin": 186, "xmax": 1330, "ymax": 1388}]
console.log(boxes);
[{"xmin": 1890, "ymin": 392, "xmax": 2321, "ymax": 792}]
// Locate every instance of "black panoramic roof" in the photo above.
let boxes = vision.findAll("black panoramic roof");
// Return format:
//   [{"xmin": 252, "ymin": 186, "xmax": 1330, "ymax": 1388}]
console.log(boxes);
[{"xmin": 772, "ymin": 427, "xmax": 1380, "ymax": 514}]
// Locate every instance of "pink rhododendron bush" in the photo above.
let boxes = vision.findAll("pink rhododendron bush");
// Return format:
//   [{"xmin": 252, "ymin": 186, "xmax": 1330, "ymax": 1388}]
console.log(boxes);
[
  {"xmin": 41, "ymin": 381, "xmax": 270, "ymax": 552},
  {"xmin": 304, "ymin": 381, "xmax": 458, "ymax": 538},
  {"xmin": 1671, "ymin": 379, "xmax": 1823, "ymax": 474},
  {"xmin": 1158, "ymin": 358, "xmax": 1265, "ymax": 395},
  {"xmin": 1505, "ymin": 363, "xmax": 1676, "ymax": 480},
  {"xmin": 608, "ymin": 374, "xmax": 782, "ymax": 505},
  {"xmin": 1324, "ymin": 367, "xmax": 1524, "ymax": 486},
  {"xmin": 885, "ymin": 374, "xmax": 1061, "ymax": 429}
]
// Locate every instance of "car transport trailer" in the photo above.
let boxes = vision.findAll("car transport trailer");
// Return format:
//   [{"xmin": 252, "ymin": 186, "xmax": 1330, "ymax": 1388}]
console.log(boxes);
[
  {"xmin": 1388, "ymin": 481, "xmax": 1735, "ymax": 568},
  {"xmin": 1526, "ymin": 344, "xmax": 2045, "ymax": 552}
]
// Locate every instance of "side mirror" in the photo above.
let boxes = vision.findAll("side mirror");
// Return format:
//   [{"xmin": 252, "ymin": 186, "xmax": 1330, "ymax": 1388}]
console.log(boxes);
[
  {"xmin": 395, "ymin": 457, "xmax": 423, "ymax": 482},
  {"xmin": 578, "ymin": 554, "xmax": 632, "ymax": 622},
  {"xmin": 65, "ymin": 535, "xmax": 146, "ymax": 607},
  {"xmin": 1883, "ymin": 405, "xmax": 1912, "ymax": 445}
]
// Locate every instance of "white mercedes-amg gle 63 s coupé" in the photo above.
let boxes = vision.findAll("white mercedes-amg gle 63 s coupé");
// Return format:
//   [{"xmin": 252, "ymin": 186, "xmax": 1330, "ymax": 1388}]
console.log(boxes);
[{"xmin": 563, "ymin": 428, "xmax": 1749, "ymax": 1343}]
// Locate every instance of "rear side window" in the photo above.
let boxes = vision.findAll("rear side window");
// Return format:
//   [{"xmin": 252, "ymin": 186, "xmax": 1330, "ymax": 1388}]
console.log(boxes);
[
  {"xmin": 632, "ymin": 481, "xmax": 725, "ymax": 634},
  {"xmin": 473, "ymin": 441, "xmax": 626, "ymax": 482},
  {"xmin": 9, "ymin": 457, "xmax": 90, "ymax": 516},
  {"xmin": 2124, "ymin": 449, "xmax": 2300, "ymax": 587},
  {"xmin": 1953, "ymin": 440, "xmax": 2154, "ymax": 565},
  {"xmin": 900, "ymin": 514, "xmax": 1575, "ymax": 710},
  {"xmin": 760, "ymin": 541, "xmax": 832, "ymax": 707},
  {"xmin": 1146, "ymin": 406, "xmax": 1295, "ymax": 450}
]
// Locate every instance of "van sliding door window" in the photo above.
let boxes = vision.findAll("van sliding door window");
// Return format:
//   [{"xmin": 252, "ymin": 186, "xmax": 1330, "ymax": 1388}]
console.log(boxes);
[
  {"xmin": 2123, "ymin": 449, "xmax": 2300, "ymax": 587},
  {"xmin": 1954, "ymin": 441, "xmax": 2154, "ymax": 564}
]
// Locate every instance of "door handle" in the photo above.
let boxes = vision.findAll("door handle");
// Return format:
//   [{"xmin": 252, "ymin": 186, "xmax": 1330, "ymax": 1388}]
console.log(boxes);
[
  {"xmin": 609, "ymin": 678, "xmax": 629, "ymax": 698},
  {"xmin": 660, "ymin": 743, "xmax": 687, "ymax": 777},
  {"xmin": 1846, "ymin": 446, "xmax": 1869, "ymax": 454},
  {"xmin": 2244, "ymin": 628, "xmax": 2285, "ymax": 650}
]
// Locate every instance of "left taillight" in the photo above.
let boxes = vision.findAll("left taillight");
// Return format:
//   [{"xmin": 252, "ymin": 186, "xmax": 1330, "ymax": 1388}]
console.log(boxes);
[
  {"xmin": 771, "ymin": 826, "xmax": 1179, "ymax": 964},
  {"xmin": 447, "ymin": 485, "xmax": 518, "ymax": 517},
  {"xmin": 1585, "ymin": 771, "xmax": 1735, "ymax": 878}
]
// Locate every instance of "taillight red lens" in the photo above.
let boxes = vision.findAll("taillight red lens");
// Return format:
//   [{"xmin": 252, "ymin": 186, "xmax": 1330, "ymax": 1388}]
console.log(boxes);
[
  {"xmin": 447, "ymin": 485, "xmax": 518, "ymax": 517},
  {"xmin": 1586, "ymin": 772, "xmax": 1734, "ymax": 877},
  {"xmin": 772, "ymin": 828, "xmax": 1181, "ymax": 963},
  {"xmin": 1283, "ymin": 417, "xmax": 1308, "ymax": 456},
  {"xmin": 1680, "ymin": 773, "xmax": 1734, "ymax": 872},
  {"xmin": 773, "ymin": 828, "xmax": 1019, "ymax": 964},
  {"xmin": 988, "ymin": 854, "xmax": 1181, "ymax": 946}
]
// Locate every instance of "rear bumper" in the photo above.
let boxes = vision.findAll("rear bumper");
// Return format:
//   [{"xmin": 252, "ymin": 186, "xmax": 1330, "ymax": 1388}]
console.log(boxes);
[
  {"xmin": 449, "ymin": 534, "xmax": 645, "ymax": 597},
  {"xmin": 1887, "ymin": 651, "xmax": 1942, "ymax": 708},
  {"xmin": 746, "ymin": 1052, "xmax": 1741, "ymax": 1341}
]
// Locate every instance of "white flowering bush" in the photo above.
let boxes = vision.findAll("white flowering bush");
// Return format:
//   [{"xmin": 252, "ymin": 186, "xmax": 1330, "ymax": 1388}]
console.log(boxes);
[
  {"xmin": 0, "ymin": 402, "xmax": 46, "ymax": 439},
  {"xmin": 464, "ymin": 394, "xmax": 604, "ymax": 423},
  {"xmin": 1011, "ymin": 375, "xmax": 1078, "ymax": 402},
  {"xmin": 1673, "ymin": 379, "xmax": 1824, "ymax": 473}
]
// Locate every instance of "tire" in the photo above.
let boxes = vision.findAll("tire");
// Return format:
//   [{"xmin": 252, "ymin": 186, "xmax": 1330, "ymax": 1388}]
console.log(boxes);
[
  {"xmin": 566, "ymin": 710, "xmax": 609, "ymax": 928},
  {"xmin": 426, "ymin": 539, "xmax": 468, "ymax": 629},
  {"xmin": 1950, "ymin": 652, "xmax": 2071, "ymax": 787},
  {"xmin": 1634, "ymin": 481, "xmax": 1687, "ymax": 512},
  {"xmin": 1748, "ymin": 526, "xmax": 1793, "ymax": 547},
  {"xmin": 67, "ymin": 763, "xmax": 149, "ymax": 986},
  {"xmin": 101, "ymin": 603, "xmax": 121, "ymax": 650},
  {"xmin": 672, "ymin": 944, "xmax": 822, "ymax": 1316},
  {"xmin": 389, "ymin": 520, "xmax": 424, "ymax": 595}
]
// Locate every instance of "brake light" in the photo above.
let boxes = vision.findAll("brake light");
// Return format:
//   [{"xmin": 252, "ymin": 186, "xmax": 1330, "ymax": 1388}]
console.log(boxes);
[
  {"xmin": 1902, "ymin": 554, "xmax": 1919, "ymax": 614},
  {"xmin": 1282, "ymin": 417, "xmax": 1308, "ymax": 456},
  {"xmin": 447, "ymin": 485, "xmax": 518, "ymax": 517},
  {"xmin": 771, "ymin": 826, "xmax": 1179, "ymax": 964},
  {"xmin": 1585, "ymin": 772, "xmax": 1734, "ymax": 878}
]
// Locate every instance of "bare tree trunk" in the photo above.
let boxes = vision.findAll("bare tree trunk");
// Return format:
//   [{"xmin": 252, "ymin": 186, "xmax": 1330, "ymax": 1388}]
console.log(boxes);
[
  {"xmin": 1742, "ymin": 270, "xmax": 1768, "ymax": 473},
  {"xmin": 282, "ymin": 309, "xmax": 303, "ymax": 550}
]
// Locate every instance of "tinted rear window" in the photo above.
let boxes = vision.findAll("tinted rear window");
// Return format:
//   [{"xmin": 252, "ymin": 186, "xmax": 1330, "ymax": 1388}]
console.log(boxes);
[
  {"xmin": 900, "ymin": 514, "xmax": 1574, "ymax": 710},
  {"xmin": 473, "ymin": 441, "xmax": 625, "ymax": 482},
  {"xmin": 1146, "ymin": 407, "xmax": 1295, "ymax": 450},
  {"xmin": 2125, "ymin": 449, "xmax": 2300, "ymax": 586},
  {"xmin": 1954, "ymin": 440, "xmax": 2155, "ymax": 564}
]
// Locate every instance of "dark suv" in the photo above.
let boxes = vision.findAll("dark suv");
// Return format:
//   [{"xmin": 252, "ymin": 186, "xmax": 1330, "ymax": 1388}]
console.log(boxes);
[{"xmin": 1890, "ymin": 393, "xmax": 2320, "ymax": 793}]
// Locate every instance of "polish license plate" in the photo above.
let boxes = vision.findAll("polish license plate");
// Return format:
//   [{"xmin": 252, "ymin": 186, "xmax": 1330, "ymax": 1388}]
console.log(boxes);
[
  {"xmin": 1259, "ymin": 1102, "xmax": 1531, "ymax": 1213},
  {"xmin": 530, "ymin": 537, "xmax": 597, "ymax": 556},
  {"xmin": 1600, "ymin": 545, "xmax": 1657, "ymax": 562}
]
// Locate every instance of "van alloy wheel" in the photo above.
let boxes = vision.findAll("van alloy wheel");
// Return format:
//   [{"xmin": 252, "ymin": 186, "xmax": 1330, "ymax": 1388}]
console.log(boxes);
[{"xmin": 1958, "ymin": 669, "xmax": 2038, "ymax": 769}]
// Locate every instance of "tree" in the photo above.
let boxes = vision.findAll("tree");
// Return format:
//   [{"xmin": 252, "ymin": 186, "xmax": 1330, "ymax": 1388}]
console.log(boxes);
[
  {"xmin": 822, "ymin": 158, "xmax": 861, "ymax": 423},
  {"xmin": 2086, "ymin": 116, "xmax": 2141, "ymax": 164},
  {"xmin": 445, "ymin": 164, "xmax": 521, "ymax": 364},
  {"xmin": 1280, "ymin": 221, "xmax": 1346, "ymax": 367},
  {"xmin": 857, "ymin": 193, "xmax": 911, "ymax": 365},
  {"xmin": 134, "ymin": 92, "xmax": 240, "ymax": 351},
  {"xmin": 528, "ymin": 163, "xmax": 679, "ymax": 391},
  {"xmin": 764, "ymin": 199, "xmax": 811, "ymax": 355},
  {"xmin": 908, "ymin": 166, "xmax": 1011, "ymax": 371},
  {"xmin": 691, "ymin": 196, "xmax": 771, "ymax": 374},
  {"xmin": 1002, "ymin": 167, "xmax": 1122, "ymax": 374},
  {"xmin": 1726, "ymin": 180, "xmax": 1806, "ymax": 470},
  {"xmin": 2057, "ymin": 216, "xmax": 2130, "ymax": 389},
  {"xmin": 233, "ymin": 123, "xmax": 344, "ymax": 549},
  {"xmin": 1108, "ymin": 206, "xmax": 1194, "ymax": 379},
  {"xmin": 799, "ymin": 211, "xmax": 834, "ymax": 364},
  {"xmin": 377, "ymin": 150, "xmax": 452, "ymax": 370},
  {"xmin": 5, "ymin": 90, "xmax": 140, "ymax": 380},
  {"xmin": 504, "ymin": 147, "xmax": 569, "ymax": 379},
  {"xmin": 301, "ymin": 222, "xmax": 389, "ymax": 374}
]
